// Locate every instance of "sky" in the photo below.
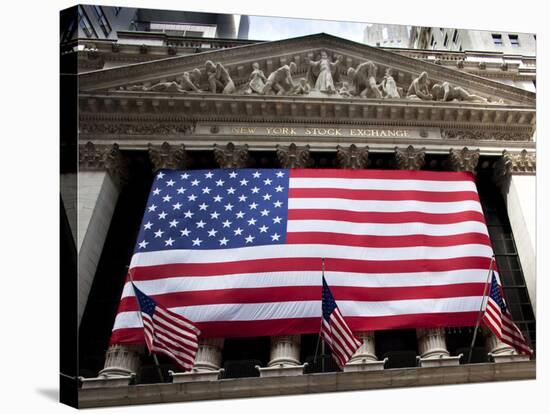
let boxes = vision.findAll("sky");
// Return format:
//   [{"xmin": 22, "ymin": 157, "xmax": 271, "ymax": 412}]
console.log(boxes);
[{"xmin": 248, "ymin": 15, "xmax": 371, "ymax": 43}]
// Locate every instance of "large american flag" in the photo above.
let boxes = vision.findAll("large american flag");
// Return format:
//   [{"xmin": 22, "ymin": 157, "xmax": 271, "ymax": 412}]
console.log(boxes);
[
  {"xmin": 132, "ymin": 282, "xmax": 200, "ymax": 370},
  {"xmin": 321, "ymin": 276, "xmax": 362, "ymax": 367},
  {"xmin": 111, "ymin": 168, "xmax": 500, "ymax": 343},
  {"xmin": 482, "ymin": 272, "xmax": 532, "ymax": 355}
]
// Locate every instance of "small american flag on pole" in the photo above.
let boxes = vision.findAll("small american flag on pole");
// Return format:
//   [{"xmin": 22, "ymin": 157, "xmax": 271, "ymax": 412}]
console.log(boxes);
[
  {"xmin": 132, "ymin": 282, "xmax": 201, "ymax": 371},
  {"xmin": 482, "ymin": 272, "xmax": 532, "ymax": 356},
  {"xmin": 321, "ymin": 274, "xmax": 363, "ymax": 368}
]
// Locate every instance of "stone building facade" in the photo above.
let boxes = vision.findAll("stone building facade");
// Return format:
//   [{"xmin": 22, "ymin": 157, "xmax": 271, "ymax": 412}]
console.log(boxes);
[{"xmin": 68, "ymin": 32, "xmax": 536, "ymax": 407}]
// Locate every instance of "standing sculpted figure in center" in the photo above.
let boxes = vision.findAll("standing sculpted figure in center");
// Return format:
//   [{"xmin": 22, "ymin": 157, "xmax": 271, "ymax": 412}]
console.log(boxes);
[{"xmin": 306, "ymin": 51, "xmax": 343, "ymax": 94}]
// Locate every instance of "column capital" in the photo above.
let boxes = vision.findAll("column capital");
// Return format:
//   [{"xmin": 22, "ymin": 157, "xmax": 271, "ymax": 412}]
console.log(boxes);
[
  {"xmin": 214, "ymin": 142, "xmax": 250, "ymax": 168},
  {"xmin": 79, "ymin": 142, "xmax": 128, "ymax": 181},
  {"xmin": 502, "ymin": 149, "xmax": 536, "ymax": 175},
  {"xmin": 276, "ymin": 143, "xmax": 313, "ymax": 168},
  {"xmin": 448, "ymin": 147, "xmax": 480, "ymax": 173},
  {"xmin": 148, "ymin": 142, "xmax": 187, "ymax": 171},
  {"xmin": 337, "ymin": 144, "xmax": 369, "ymax": 169},
  {"xmin": 394, "ymin": 145, "xmax": 425, "ymax": 170}
]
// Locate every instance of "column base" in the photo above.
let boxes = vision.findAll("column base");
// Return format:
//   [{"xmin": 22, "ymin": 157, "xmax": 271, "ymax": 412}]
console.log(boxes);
[
  {"xmin": 257, "ymin": 363, "xmax": 306, "ymax": 377},
  {"xmin": 418, "ymin": 355, "xmax": 461, "ymax": 368},
  {"xmin": 489, "ymin": 353, "xmax": 530, "ymax": 363},
  {"xmin": 169, "ymin": 369, "xmax": 224, "ymax": 383},
  {"xmin": 343, "ymin": 358, "xmax": 387, "ymax": 372},
  {"xmin": 79, "ymin": 374, "xmax": 135, "ymax": 389}
]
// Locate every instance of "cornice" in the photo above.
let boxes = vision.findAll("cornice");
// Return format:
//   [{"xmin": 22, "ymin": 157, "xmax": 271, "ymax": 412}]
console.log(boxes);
[{"xmin": 78, "ymin": 93, "xmax": 535, "ymax": 134}]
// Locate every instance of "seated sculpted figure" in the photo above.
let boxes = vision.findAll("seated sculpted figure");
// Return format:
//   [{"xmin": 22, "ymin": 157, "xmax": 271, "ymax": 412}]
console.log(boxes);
[
  {"xmin": 245, "ymin": 62, "xmax": 267, "ymax": 94},
  {"xmin": 406, "ymin": 71, "xmax": 432, "ymax": 100},
  {"xmin": 290, "ymin": 78, "xmax": 311, "ymax": 96},
  {"xmin": 347, "ymin": 61, "xmax": 382, "ymax": 98},
  {"xmin": 338, "ymin": 81, "xmax": 353, "ymax": 97},
  {"xmin": 431, "ymin": 82, "xmax": 488, "ymax": 102},
  {"xmin": 205, "ymin": 60, "xmax": 235, "ymax": 94},
  {"xmin": 262, "ymin": 62, "xmax": 297, "ymax": 95},
  {"xmin": 125, "ymin": 68, "xmax": 202, "ymax": 93}
]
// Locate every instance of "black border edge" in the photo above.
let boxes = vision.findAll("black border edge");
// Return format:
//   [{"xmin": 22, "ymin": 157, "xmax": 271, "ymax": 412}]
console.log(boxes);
[{"xmin": 60, "ymin": 4, "xmax": 79, "ymax": 409}]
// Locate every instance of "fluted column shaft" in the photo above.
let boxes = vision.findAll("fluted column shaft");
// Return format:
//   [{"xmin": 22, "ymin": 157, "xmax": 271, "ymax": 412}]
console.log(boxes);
[
  {"xmin": 99, "ymin": 344, "xmax": 142, "ymax": 377},
  {"xmin": 416, "ymin": 328, "xmax": 450, "ymax": 359},
  {"xmin": 194, "ymin": 338, "xmax": 225, "ymax": 371},
  {"xmin": 348, "ymin": 331, "xmax": 377, "ymax": 363},
  {"xmin": 264, "ymin": 144, "xmax": 313, "ymax": 369},
  {"xmin": 268, "ymin": 335, "xmax": 301, "ymax": 367}
]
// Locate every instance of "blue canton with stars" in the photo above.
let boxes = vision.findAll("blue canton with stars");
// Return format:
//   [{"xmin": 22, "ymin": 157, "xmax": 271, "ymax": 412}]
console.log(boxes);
[
  {"xmin": 134, "ymin": 169, "xmax": 290, "ymax": 252},
  {"xmin": 488, "ymin": 272, "xmax": 507, "ymax": 313},
  {"xmin": 322, "ymin": 276, "xmax": 338, "ymax": 321},
  {"xmin": 132, "ymin": 283, "xmax": 157, "ymax": 318}
]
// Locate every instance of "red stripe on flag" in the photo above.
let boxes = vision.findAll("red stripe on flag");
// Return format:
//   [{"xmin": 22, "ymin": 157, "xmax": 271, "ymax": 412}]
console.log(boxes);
[
  {"xmin": 287, "ymin": 209, "xmax": 486, "ymax": 224},
  {"xmin": 129, "ymin": 256, "xmax": 494, "ymax": 280},
  {"xmin": 290, "ymin": 169, "xmax": 475, "ymax": 181},
  {"xmin": 118, "ymin": 283, "xmax": 486, "ymax": 311},
  {"xmin": 110, "ymin": 311, "xmax": 480, "ymax": 345},
  {"xmin": 289, "ymin": 188, "xmax": 480, "ymax": 202},
  {"xmin": 286, "ymin": 231, "xmax": 492, "ymax": 248}
]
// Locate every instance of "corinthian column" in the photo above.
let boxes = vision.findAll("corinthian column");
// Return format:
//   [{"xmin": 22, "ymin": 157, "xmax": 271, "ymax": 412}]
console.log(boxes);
[
  {"xmin": 392, "ymin": 146, "xmax": 458, "ymax": 367},
  {"xmin": 258, "ymin": 144, "xmax": 312, "ymax": 378},
  {"xmin": 483, "ymin": 328, "xmax": 530, "ymax": 363},
  {"xmin": 81, "ymin": 344, "xmax": 143, "ymax": 389},
  {"xmin": 77, "ymin": 142, "xmax": 127, "ymax": 328},
  {"xmin": 448, "ymin": 147, "xmax": 480, "ymax": 173},
  {"xmin": 416, "ymin": 328, "xmax": 460, "ymax": 367},
  {"xmin": 96, "ymin": 142, "xmax": 189, "ymax": 387},
  {"xmin": 214, "ymin": 142, "xmax": 250, "ymax": 168},
  {"xmin": 336, "ymin": 150, "xmax": 384, "ymax": 371},
  {"xmin": 171, "ymin": 338, "xmax": 226, "ymax": 383},
  {"xmin": 493, "ymin": 150, "xmax": 536, "ymax": 312},
  {"xmin": 344, "ymin": 331, "xmax": 386, "ymax": 371},
  {"xmin": 193, "ymin": 338, "xmax": 225, "ymax": 371}
]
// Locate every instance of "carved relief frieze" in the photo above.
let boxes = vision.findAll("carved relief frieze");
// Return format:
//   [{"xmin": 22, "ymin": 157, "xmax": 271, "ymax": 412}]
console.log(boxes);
[
  {"xmin": 442, "ymin": 129, "xmax": 531, "ymax": 141},
  {"xmin": 80, "ymin": 122, "xmax": 196, "ymax": 136}
]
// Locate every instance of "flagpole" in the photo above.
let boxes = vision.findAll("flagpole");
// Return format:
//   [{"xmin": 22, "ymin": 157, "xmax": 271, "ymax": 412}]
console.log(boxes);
[
  {"xmin": 321, "ymin": 257, "xmax": 326, "ymax": 373},
  {"xmin": 128, "ymin": 273, "xmax": 165, "ymax": 383},
  {"xmin": 313, "ymin": 258, "xmax": 325, "ymax": 367},
  {"xmin": 466, "ymin": 255, "xmax": 495, "ymax": 364}
]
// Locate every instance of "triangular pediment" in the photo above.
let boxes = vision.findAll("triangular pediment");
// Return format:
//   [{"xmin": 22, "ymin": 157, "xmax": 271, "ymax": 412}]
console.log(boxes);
[{"xmin": 79, "ymin": 33, "xmax": 534, "ymax": 106}]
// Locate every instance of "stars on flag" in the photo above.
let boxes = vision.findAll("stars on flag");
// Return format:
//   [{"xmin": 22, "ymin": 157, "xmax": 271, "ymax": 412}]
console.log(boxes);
[{"xmin": 136, "ymin": 169, "xmax": 288, "ymax": 252}]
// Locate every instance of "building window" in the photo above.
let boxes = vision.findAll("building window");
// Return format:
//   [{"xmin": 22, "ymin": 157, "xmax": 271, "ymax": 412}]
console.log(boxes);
[
  {"xmin": 452, "ymin": 29, "xmax": 459, "ymax": 44},
  {"xmin": 478, "ymin": 175, "xmax": 536, "ymax": 352},
  {"xmin": 509, "ymin": 34, "xmax": 520, "ymax": 46},
  {"xmin": 444, "ymin": 33, "xmax": 449, "ymax": 47},
  {"xmin": 61, "ymin": 14, "xmax": 77, "ymax": 43},
  {"xmin": 430, "ymin": 35, "xmax": 435, "ymax": 47},
  {"xmin": 78, "ymin": 6, "xmax": 97, "ymax": 38},
  {"xmin": 92, "ymin": 5, "xmax": 112, "ymax": 37},
  {"xmin": 492, "ymin": 33, "xmax": 503, "ymax": 45}
]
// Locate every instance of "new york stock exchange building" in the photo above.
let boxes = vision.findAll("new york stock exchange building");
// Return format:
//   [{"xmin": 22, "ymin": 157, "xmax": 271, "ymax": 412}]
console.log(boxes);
[{"xmin": 61, "ymin": 32, "xmax": 537, "ymax": 408}]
